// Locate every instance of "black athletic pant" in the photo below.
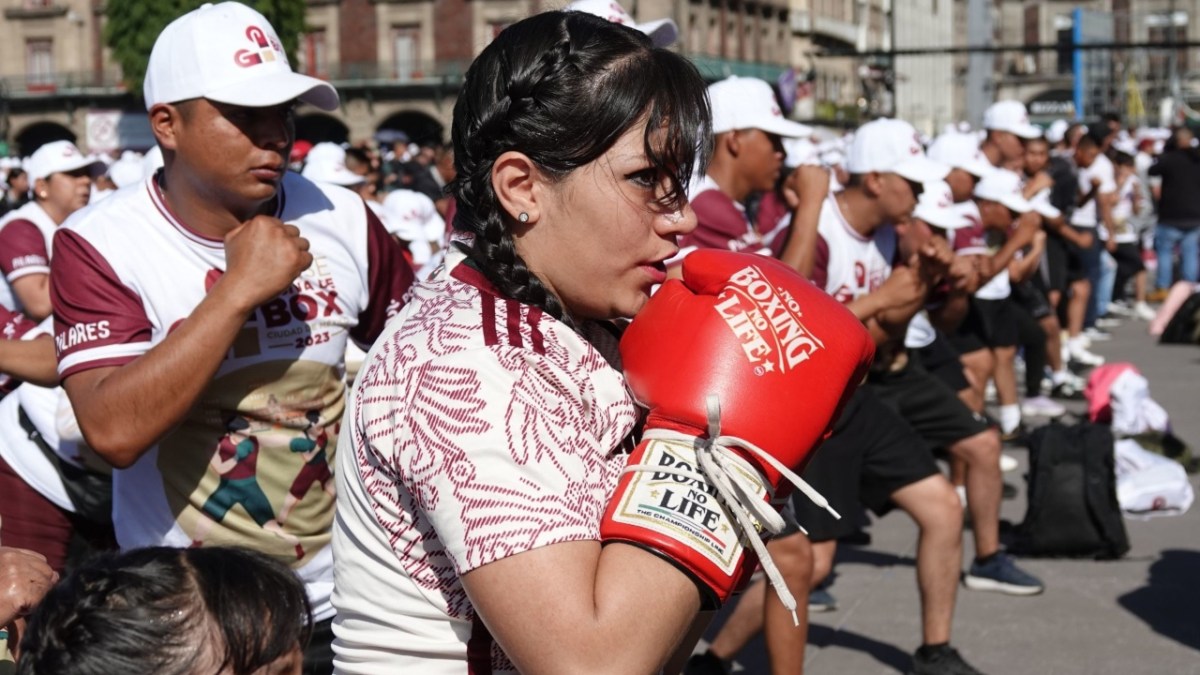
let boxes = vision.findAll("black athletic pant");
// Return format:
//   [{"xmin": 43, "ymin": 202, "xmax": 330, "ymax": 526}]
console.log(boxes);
[{"xmin": 1013, "ymin": 301, "xmax": 1047, "ymax": 398}]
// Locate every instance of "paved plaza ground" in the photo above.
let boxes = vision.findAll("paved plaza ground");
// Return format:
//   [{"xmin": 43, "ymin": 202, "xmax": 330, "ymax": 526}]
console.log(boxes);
[{"xmin": 695, "ymin": 315, "xmax": 1200, "ymax": 675}]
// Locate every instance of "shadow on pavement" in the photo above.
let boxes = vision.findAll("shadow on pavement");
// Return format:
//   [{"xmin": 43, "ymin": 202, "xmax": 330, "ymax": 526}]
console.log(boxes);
[
  {"xmin": 835, "ymin": 546, "xmax": 915, "ymax": 569},
  {"xmin": 1117, "ymin": 548, "xmax": 1200, "ymax": 652},
  {"xmin": 807, "ymin": 623, "xmax": 912, "ymax": 673}
]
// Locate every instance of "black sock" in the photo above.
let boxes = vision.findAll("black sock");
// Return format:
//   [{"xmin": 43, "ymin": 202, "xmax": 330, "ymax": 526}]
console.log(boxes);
[
  {"xmin": 918, "ymin": 642, "xmax": 952, "ymax": 659},
  {"xmin": 975, "ymin": 551, "xmax": 999, "ymax": 566}
]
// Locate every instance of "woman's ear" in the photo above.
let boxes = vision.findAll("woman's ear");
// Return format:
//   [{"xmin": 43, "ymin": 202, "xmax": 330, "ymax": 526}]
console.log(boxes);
[{"xmin": 492, "ymin": 151, "xmax": 543, "ymax": 227}]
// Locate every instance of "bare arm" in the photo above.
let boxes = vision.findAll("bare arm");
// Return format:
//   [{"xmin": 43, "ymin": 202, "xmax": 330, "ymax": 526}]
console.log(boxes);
[
  {"xmin": 62, "ymin": 216, "xmax": 312, "ymax": 468},
  {"xmin": 463, "ymin": 541, "xmax": 701, "ymax": 674},
  {"xmin": 0, "ymin": 335, "xmax": 58, "ymax": 388},
  {"xmin": 777, "ymin": 166, "xmax": 831, "ymax": 278},
  {"xmin": 1009, "ymin": 231, "xmax": 1046, "ymax": 283},
  {"xmin": 9, "ymin": 275, "xmax": 50, "ymax": 322}
]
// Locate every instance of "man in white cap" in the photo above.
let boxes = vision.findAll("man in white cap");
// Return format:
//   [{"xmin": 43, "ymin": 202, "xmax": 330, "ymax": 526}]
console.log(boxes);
[
  {"xmin": 565, "ymin": 0, "xmax": 678, "ymax": 47},
  {"xmin": 981, "ymin": 100, "xmax": 1042, "ymax": 166},
  {"xmin": 677, "ymin": 76, "xmax": 812, "ymax": 264},
  {"xmin": 48, "ymin": 4, "xmax": 413, "ymax": 672}
]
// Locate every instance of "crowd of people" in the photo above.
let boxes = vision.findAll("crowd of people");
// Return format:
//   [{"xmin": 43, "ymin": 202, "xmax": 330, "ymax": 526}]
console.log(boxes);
[{"xmin": 0, "ymin": 1, "xmax": 1195, "ymax": 675}]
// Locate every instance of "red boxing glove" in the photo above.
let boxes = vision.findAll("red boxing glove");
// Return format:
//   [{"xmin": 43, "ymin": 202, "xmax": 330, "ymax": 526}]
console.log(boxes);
[{"xmin": 601, "ymin": 250, "xmax": 874, "ymax": 613}]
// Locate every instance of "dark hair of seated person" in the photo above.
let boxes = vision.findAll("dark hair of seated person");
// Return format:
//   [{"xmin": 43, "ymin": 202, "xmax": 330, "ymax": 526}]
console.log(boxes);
[{"xmin": 17, "ymin": 546, "xmax": 312, "ymax": 675}]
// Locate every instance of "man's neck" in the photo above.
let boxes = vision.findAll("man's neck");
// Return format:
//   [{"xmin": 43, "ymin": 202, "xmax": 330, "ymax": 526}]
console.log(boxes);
[
  {"xmin": 835, "ymin": 187, "xmax": 885, "ymax": 236},
  {"xmin": 158, "ymin": 168, "xmax": 275, "ymax": 239},
  {"xmin": 706, "ymin": 160, "xmax": 752, "ymax": 203},
  {"xmin": 980, "ymin": 140, "xmax": 1004, "ymax": 168}
]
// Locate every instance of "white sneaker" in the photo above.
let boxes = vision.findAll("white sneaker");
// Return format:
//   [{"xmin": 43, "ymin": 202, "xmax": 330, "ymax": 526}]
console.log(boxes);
[
  {"xmin": 1068, "ymin": 343, "xmax": 1106, "ymax": 367},
  {"xmin": 1107, "ymin": 301, "xmax": 1134, "ymax": 317},
  {"xmin": 1083, "ymin": 326, "xmax": 1113, "ymax": 341},
  {"xmin": 1095, "ymin": 317, "xmax": 1122, "ymax": 329},
  {"xmin": 1000, "ymin": 453, "xmax": 1020, "ymax": 473},
  {"xmin": 1021, "ymin": 395, "xmax": 1067, "ymax": 418},
  {"xmin": 1133, "ymin": 301, "xmax": 1157, "ymax": 321}
]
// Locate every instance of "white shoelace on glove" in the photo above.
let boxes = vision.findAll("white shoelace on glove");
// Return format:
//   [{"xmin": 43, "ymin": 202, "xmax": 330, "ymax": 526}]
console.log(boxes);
[{"xmin": 621, "ymin": 394, "xmax": 839, "ymax": 626}]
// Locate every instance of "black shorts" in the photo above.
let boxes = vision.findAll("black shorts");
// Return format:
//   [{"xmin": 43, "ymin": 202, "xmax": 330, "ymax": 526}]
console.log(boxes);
[
  {"xmin": 1044, "ymin": 229, "xmax": 1088, "ymax": 292},
  {"xmin": 868, "ymin": 359, "xmax": 991, "ymax": 450},
  {"xmin": 1112, "ymin": 242, "xmax": 1144, "ymax": 277},
  {"xmin": 1010, "ymin": 279, "xmax": 1054, "ymax": 320},
  {"xmin": 955, "ymin": 297, "xmax": 1019, "ymax": 348},
  {"xmin": 789, "ymin": 387, "xmax": 940, "ymax": 542},
  {"xmin": 915, "ymin": 332, "xmax": 970, "ymax": 392}
]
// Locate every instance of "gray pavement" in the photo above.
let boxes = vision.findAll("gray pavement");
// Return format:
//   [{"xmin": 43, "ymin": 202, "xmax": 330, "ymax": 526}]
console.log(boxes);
[{"xmin": 695, "ymin": 315, "xmax": 1200, "ymax": 675}]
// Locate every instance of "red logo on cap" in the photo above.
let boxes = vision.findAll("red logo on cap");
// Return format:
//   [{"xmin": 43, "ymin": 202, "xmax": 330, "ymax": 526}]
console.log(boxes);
[{"xmin": 234, "ymin": 25, "xmax": 282, "ymax": 68}]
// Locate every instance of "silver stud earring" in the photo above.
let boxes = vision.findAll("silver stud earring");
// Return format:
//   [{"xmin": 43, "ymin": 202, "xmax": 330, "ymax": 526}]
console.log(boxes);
[{"xmin": 518, "ymin": 212, "xmax": 530, "ymax": 223}]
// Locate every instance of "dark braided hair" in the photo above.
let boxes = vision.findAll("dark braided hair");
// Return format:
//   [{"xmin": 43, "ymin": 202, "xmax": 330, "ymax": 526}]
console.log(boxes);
[
  {"xmin": 18, "ymin": 547, "xmax": 312, "ymax": 675},
  {"xmin": 449, "ymin": 10, "xmax": 711, "ymax": 327}
]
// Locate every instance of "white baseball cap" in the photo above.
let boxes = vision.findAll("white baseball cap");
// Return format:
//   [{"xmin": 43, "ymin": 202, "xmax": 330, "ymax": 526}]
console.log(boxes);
[
  {"xmin": 25, "ymin": 141, "xmax": 105, "ymax": 183},
  {"xmin": 304, "ymin": 142, "xmax": 347, "ymax": 167},
  {"xmin": 708, "ymin": 77, "xmax": 813, "ymax": 138},
  {"xmin": 913, "ymin": 180, "xmax": 972, "ymax": 230},
  {"xmin": 1028, "ymin": 188, "xmax": 1061, "ymax": 219},
  {"xmin": 144, "ymin": 2, "xmax": 339, "ymax": 112},
  {"xmin": 1045, "ymin": 119, "xmax": 1070, "ymax": 144},
  {"xmin": 108, "ymin": 155, "xmax": 146, "ymax": 189},
  {"xmin": 845, "ymin": 118, "xmax": 948, "ymax": 183},
  {"xmin": 973, "ymin": 169, "xmax": 1032, "ymax": 213},
  {"xmin": 927, "ymin": 132, "xmax": 994, "ymax": 178},
  {"xmin": 783, "ymin": 137, "xmax": 818, "ymax": 168},
  {"xmin": 382, "ymin": 189, "xmax": 445, "ymax": 243},
  {"xmin": 566, "ymin": 0, "xmax": 678, "ymax": 48},
  {"xmin": 301, "ymin": 158, "xmax": 364, "ymax": 187},
  {"xmin": 983, "ymin": 100, "xmax": 1041, "ymax": 140}
]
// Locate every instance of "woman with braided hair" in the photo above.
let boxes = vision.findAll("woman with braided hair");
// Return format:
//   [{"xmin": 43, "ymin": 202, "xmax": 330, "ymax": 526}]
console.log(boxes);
[
  {"xmin": 331, "ymin": 10, "xmax": 713, "ymax": 674},
  {"xmin": 333, "ymin": 8, "xmax": 876, "ymax": 674}
]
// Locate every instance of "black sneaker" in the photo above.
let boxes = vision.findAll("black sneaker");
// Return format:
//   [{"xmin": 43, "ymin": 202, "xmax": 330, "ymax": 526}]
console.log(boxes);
[
  {"xmin": 808, "ymin": 586, "xmax": 838, "ymax": 612},
  {"xmin": 1050, "ymin": 382, "xmax": 1085, "ymax": 401},
  {"xmin": 685, "ymin": 651, "xmax": 728, "ymax": 675},
  {"xmin": 911, "ymin": 645, "xmax": 985, "ymax": 675}
]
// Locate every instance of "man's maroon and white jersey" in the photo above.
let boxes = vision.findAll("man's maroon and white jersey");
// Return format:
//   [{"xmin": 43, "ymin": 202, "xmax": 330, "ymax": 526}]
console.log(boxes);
[
  {"xmin": 675, "ymin": 175, "xmax": 773, "ymax": 264},
  {"xmin": 0, "ymin": 201, "xmax": 59, "ymax": 312},
  {"xmin": 953, "ymin": 201, "xmax": 1010, "ymax": 300},
  {"xmin": 333, "ymin": 244, "xmax": 637, "ymax": 674},
  {"xmin": 49, "ymin": 171, "xmax": 413, "ymax": 621},
  {"xmin": 811, "ymin": 194, "xmax": 896, "ymax": 303}
]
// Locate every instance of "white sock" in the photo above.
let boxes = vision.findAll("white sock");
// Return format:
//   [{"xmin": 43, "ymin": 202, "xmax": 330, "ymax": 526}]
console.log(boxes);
[
  {"xmin": 1068, "ymin": 335, "xmax": 1088, "ymax": 351},
  {"xmin": 955, "ymin": 485, "xmax": 968, "ymax": 508},
  {"xmin": 999, "ymin": 404, "xmax": 1021, "ymax": 433}
]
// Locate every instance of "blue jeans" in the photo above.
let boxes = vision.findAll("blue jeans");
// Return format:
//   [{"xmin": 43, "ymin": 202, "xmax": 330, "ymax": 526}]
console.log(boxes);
[
  {"xmin": 1095, "ymin": 249, "xmax": 1118, "ymax": 319},
  {"xmin": 1154, "ymin": 224, "xmax": 1200, "ymax": 290}
]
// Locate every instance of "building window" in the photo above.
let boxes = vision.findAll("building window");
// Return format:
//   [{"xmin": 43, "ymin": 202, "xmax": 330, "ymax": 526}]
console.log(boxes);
[
  {"xmin": 298, "ymin": 29, "xmax": 327, "ymax": 79},
  {"xmin": 392, "ymin": 25, "xmax": 420, "ymax": 82},
  {"xmin": 26, "ymin": 38, "xmax": 54, "ymax": 91}
]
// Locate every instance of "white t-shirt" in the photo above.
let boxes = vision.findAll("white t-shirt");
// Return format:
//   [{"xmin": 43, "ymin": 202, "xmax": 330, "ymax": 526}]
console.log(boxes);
[
  {"xmin": 1108, "ymin": 174, "xmax": 1140, "ymax": 244},
  {"xmin": 1071, "ymin": 154, "xmax": 1117, "ymax": 228},
  {"xmin": 332, "ymin": 245, "xmax": 636, "ymax": 674},
  {"xmin": 50, "ymin": 171, "xmax": 413, "ymax": 621},
  {"xmin": 810, "ymin": 194, "xmax": 896, "ymax": 303}
]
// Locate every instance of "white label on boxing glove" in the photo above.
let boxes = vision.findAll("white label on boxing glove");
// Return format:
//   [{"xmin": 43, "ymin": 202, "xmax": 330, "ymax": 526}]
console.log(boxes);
[{"xmin": 610, "ymin": 438, "xmax": 767, "ymax": 576}]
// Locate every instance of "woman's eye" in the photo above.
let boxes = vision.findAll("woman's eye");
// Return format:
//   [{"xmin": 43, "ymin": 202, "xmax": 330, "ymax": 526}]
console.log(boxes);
[{"xmin": 629, "ymin": 170, "xmax": 658, "ymax": 189}]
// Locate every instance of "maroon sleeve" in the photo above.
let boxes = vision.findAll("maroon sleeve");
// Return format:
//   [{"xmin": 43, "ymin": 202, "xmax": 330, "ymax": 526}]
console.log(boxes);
[
  {"xmin": 50, "ymin": 229, "xmax": 153, "ymax": 378},
  {"xmin": 350, "ymin": 204, "xmax": 416, "ymax": 348},
  {"xmin": 809, "ymin": 235, "xmax": 830, "ymax": 290},
  {"xmin": 0, "ymin": 219, "xmax": 50, "ymax": 280},
  {"xmin": 680, "ymin": 190, "xmax": 749, "ymax": 251}
]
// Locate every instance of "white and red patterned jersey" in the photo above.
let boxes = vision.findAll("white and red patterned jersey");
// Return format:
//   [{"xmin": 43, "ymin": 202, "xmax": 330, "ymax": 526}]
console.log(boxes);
[
  {"xmin": 0, "ymin": 201, "xmax": 59, "ymax": 313},
  {"xmin": 49, "ymin": 171, "xmax": 413, "ymax": 621},
  {"xmin": 953, "ymin": 201, "xmax": 1011, "ymax": 300},
  {"xmin": 333, "ymin": 245, "xmax": 638, "ymax": 674},
  {"xmin": 810, "ymin": 194, "xmax": 896, "ymax": 303}
]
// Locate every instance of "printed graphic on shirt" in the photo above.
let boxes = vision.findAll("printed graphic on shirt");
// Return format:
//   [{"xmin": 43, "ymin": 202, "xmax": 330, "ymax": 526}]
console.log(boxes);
[{"xmin": 163, "ymin": 359, "xmax": 343, "ymax": 564}]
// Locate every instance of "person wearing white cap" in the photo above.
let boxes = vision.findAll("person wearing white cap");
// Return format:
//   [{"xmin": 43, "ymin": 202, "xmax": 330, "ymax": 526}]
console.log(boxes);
[
  {"xmin": 675, "ymin": 76, "xmax": 813, "ymax": 265},
  {"xmin": 380, "ymin": 188, "xmax": 446, "ymax": 279},
  {"xmin": 0, "ymin": 140, "xmax": 105, "ymax": 320},
  {"xmin": 927, "ymin": 132, "xmax": 993, "ymax": 203},
  {"xmin": 565, "ymin": 0, "xmax": 678, "ymax": 47},
  {"xmin": 981, "ymin": 100, "xmax": 1042, "ymax": 166},
  {"xmin": 712, "ymin": 119, "xmax": 996, "ymax": 675},
  {"xmin": 47, "ymin": 4, "xmax": 414, "ymax": 671}
]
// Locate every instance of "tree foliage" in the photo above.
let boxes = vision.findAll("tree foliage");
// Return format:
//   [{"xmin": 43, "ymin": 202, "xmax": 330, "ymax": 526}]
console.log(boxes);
[{"xmin": 105, "ymin": 0, "xmax": 307, "ymax": 99}]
